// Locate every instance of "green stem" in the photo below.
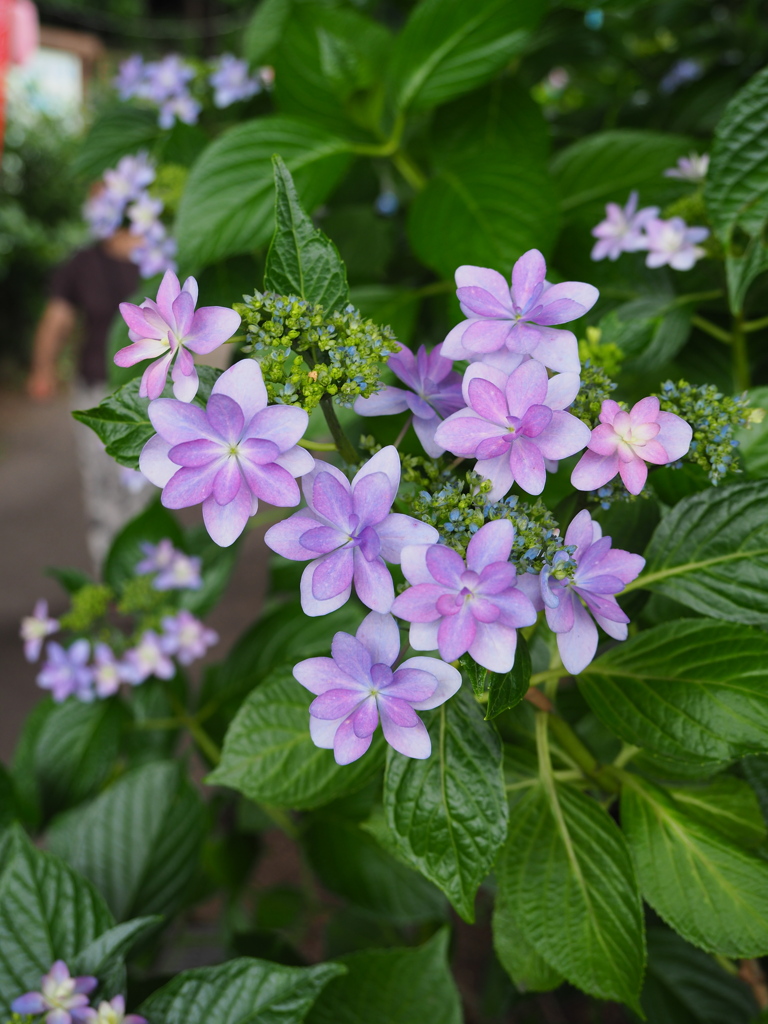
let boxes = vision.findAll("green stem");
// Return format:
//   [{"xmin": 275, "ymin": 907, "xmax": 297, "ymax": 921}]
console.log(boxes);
[
  {"xmin": 169, "ymin": 694, "xmax": 222, "ymax": 765},
  {"xmin": 392, "ymin": 150, "xmax": 427, "ymax": 191},
  {"xmin": 691, "ymin": 314, "xmax": 733, "ymax": 345},
  {"xmin": 133, "ymin": 717, "xmax": 182, "ymax": 731},
  {"xmin": 742, "ymin": 314, "xmax": 768, "ymax": 333},
  {"xmin": 732, "ymin": 314, "xmax": 751, "ymax": 391},
  {"xmin": 260, "ymin": 804, "xmax": 300, "ymax": 840},
  {"xmin": 547, "ymin": 715, "xmax": 621, "ymax": 794},
  {"xmin": 319, "ymin": 395, "xmax": 358, "ymax": 464},
  {"xmin": 298, "ymin": 439, "xmax": 338, "ymax": 451}
]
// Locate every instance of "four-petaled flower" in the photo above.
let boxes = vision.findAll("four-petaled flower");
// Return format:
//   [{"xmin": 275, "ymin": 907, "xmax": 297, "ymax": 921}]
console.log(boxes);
[
  {"xmin": 160, "ymin": 610, "xmax": 219, "ymax": 665},
  {"xmin": 591, "ymin": 191, "xmax": 659, "ymax": 262},
  {"xmin": 294, "ymin": 611, "xmax": 461, "ymax": 764},
  {"xmin": 116, "ymin": 270, "xmax": 241, "ymax": 402},
  {"xmin": 435, "ymin": 361, "xmax": 590, "ymax": 499},
  {"xmin": 571, "ymin": 396, "xmax": 692, "ymax": 494},
  {"xmin": 264, "ymin": 447, "xmax": 438, "ymax": 616},
  {"xmin": 83, "ymin": 995, "xmax": 146, "ymax": 1024},
  {"xmin": 441, "ymin": 249, "xmax": 598, "ymax": 374},
  {"xmin": 353, "ymin": 343, "xmax": 464, "ymax": 457},
  {"xmin": 140, "ymin": 360, "xmax": 313, "ymax": 547},
  {"xmin": 21, "ymin": 599, "xmax": 59, "ymax": 662},
  {"xmin": 92, "ymin": 642, "xmax": 133, "ymax": 698},
  {"xmin": 12, "ymin": 961, "xmax": 97, "ymax": 1024},
  {"xmin": 663, "ymin": 152, "xmax": 709, "ymax": 183},
  {"xmin": 391, "ymin": 520, "xmax": 537, "ymax": 672},
  {"xmin": 123, "ymin": 630, "xmax": 175, "ymax": 684},
  {"xmin": 136, "ymin": 539, "xmax": 202, "ymax": 590},
  {"xmin": 37, "ymin": 640, "xmax": 93, "ymax": 702},
  {"xmin": 643, "ymin": 216, "xmax": 709, "ymax": 271},
  {"xmin": 209, "ymin": 54, "xmax": 262, "ymax": 108}
]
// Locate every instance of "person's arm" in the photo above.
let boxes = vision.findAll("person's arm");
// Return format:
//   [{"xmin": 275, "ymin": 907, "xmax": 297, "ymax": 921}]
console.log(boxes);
[{"xmin": 26, "ymin": 298, "xmax": 77, "ymax": 401}]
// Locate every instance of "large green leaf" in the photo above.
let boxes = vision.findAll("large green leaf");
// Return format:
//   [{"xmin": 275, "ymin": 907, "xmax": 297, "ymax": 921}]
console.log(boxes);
[
  {"xmin": 639, "ymin": 480, "xmax": 768, "ymax": 625},
  {"xmin": 598, "ymin": 294, "xmax": 692, "ymax": 374},
  {"xmin": 492, "ymin": 885, "xmax": 564, "ymax": 994},
  {"xmin": 306, "ymin": 930, "xmax": 461, "ymax": 1024},
  {"xmin": 264, "ymin": 156, "xmax": 349, "ymax": 311},
  {"xmin": 408, "ymin": 145, "xmax": 558, "ymax": 279},
  {"xmin": 175, "ymin": 116, "xmax": 352, "ymax": 270},
  {"xmin": 381, "ymin": 686, "xmax": 507, "ymax": 922},
  {"xmin": 735, "ymin": 386, "xmax": 768, "ymax": 477},
  {"xmin": 139, "ymin": 957, "xmax": 345, "ymax": 1024},
  {"xmin": 72, "ymin": 106, "xmax": 160, "ymax": 180},
  {"xmin": 496, "ymin": 781, "xmax": 644, "ymax": 1009},
  {"xmin": 622, "ymin": 776, "xmax": 768, "ymax": 957},
  {"xmin": 705, "ymin": 66, "xmax": 768, "ymax": 243},
  {"xmin": 668, "ymin": 776, "xmax": 766, "ymax": 850},
  {"xmin": 47, "ymin": 761, "xmax": 206, "ymax": 922},
  {"xmin": 208, "ymin": 668, "xmax": 384, "ymax": 810},
  {"xmin": 244, "ymin": 0, "xmax": 293, "ymax": 64},
  {"xmin": 0, "ymin": 827, "xmax": 114, "ymax": 1015},
  {"xmin": 578, "ymin": 619, "xmax": 768, "ymax": 767},
  {"xmin": 386, "ymin": 0, "xmax": 541, "ymax": 113},
  {"xmin": 74, "ymin": 916, "xmax": 162, "ymax": 1000}
]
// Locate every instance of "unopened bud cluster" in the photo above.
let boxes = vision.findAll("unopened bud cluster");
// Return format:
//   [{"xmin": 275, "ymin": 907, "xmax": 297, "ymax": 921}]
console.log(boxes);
[{"xmin": 657, "ymin": 379, "xmax": 749, "ymax": 483}]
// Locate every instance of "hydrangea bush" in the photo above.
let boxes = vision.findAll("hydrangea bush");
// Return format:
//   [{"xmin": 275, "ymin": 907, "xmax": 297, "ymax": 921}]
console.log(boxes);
[{"xmin": 6, "ymin": 4, "xmax": 768, "ymax": 1023}]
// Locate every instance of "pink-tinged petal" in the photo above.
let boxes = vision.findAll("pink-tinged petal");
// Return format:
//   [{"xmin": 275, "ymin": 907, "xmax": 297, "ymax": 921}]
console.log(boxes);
[
  {"xmin": 455, "ymin": 264, "xmax": 513, "ymax": 312},
  {"xmin": 476, "ymin": 436, "xmax": 509, "ymax": 460},
  {"xmin": 474, "ymin": 452, "xmax": 514, "ymax": 502},
  {"xmin": 630, "ymin": 395, "xmax": 660, "ymax": 425},
  {"xmin": 505, "ymin": 319, "xmax": 547, "ymax": 355},
  {"xmin": 545, "ymin": 371, "xmax": 581, "ymax": 410},
  {"xmin": 391, "ymin": 583, "xmax": 445, "ymax": 622},
  {"xmin": 638, "ymin": 438, "xmax": 672, "ymax": 465},
  {"xmin": 72, "ymin": 978, "xmax": 97, "ymax": 996},
  {"xmin": 512, "ymin": 248, "xmax": 546, "ymax": 307},
  {"xmin": 353, "ymin": 471, "xmax": 392, "ymax": 527},
  {"xmin": 377, "ymin": 694, "xmax": 421, "ymax": 728},
  {"xmin": 465, "ymin": 363, "xmax": 513, "ymax": 403},
  {"xmin": 467, "ymin": 377, "xmax": 509, "ymax": 425},
  {"xmin": 400, "ymin": 544, "xmax": 433, "ymax": 585},
  {"xmin": 120, "ymin": 301, "xmax": 167, "ymax": 339},
  {"xmin": 578, "ymin": 590, "xmax": 629, "ymax": 623},
  {"xmin": 462, "ymin": 317, "xmax": 513, "ymax": 353},
  {"xmin": 466, "ymin": 519, "xmax": 514, "ymax": 572},
  {"xmin": 630, "ymin": 421, "xmax": 661, "ymax": 444},
  {"xmin": 478, "ymin": 347, "xmax": 527, "ymax": 375},
  {"xmin": 140, "ymin": 351, "xmax": 174, "ymax": 400},
  {"xmin": 12, "ymin": 995, "xmax": 47, "ymax": 1014},
  {"xmin": 354, "ymin": 386, "xmax": 411, "ymax": 417},
  {"xmin": 148, "ymin": 397, "xmax": 216, "ymax": 443},
  {"xmin": 588, "ymin": 422, "xmax": 621, "ymax": 456},
  {"xmin": 352, "ymin": 697, "xmax": 380, "ymax": 737},
  {"xmin": 299, "ymin": 525, "xmax": 346, "ymax": 554},
  {"xmin": 240, "ymin": 438, "xmax": 280, "ymax": 465},
  {"xmin": 563, "ymin": 509, "xmax": 595, "ymax": 554},
  {"xmin": 435, "ymin": 410, "xmax": 505, "ymax": 457},
  {"xmin": 185, "ymin": 306, "xmax": 241, "ymax": 353},
  {"xmin": 163, "ymin": 463, "xmax": 219, "ymax": 507},
  {"xmin": 592, "ymin": 549, "xmax": 645, "ymax": 585},
  {"xmin": 426, "ymin": 545, "xmax": 465, "ymax": 587},
  {"xmin": 240, "ymin": 460, "xmax": 301, "ymax": 506},
  {"xmin": 156, "ymin": 269, "xmax": 181, "ymax": 323},
  {"xmin": 469, "ymin": 621, "xmax": 518, "ymax": 673},
  {"xmin": 386, "ymin": 667, "xmax": 437, "ymax": 702},
  {"xmin": 356, "ymin": 610, "xmax": 401, "ymax": 667},
  {"xmin": 440, "ymin": 320, "xmax": 474, "ymax": 361},
  {"xmin": 529, "ymin": 328, "xmax": 581, "ymax": 373},
  {"xmin": 264, "ymin": 509, "xmax": 321, "ymax": 560},
  {"xmin": 353, "ymin": 550, "xmax": 395, "ymax": 612},
  {"xmin": 412, "ymin": 414, "xmax": 445, "ymax": 457},
  {"xmin": 545, "ymin": 589, "xmax": 576, "ymax": 633},
  {"xmin": 370, "ymin": 513, "xmax": 438, "ymax": 564},
  {"xmin": 114, "ymin": 337, "xmax": 168, "ymax": 366},
  {"xmin": 170, "ymin": 438, "xmax": 224, "ymax": 467},
  {"xmin": 599, "ymin": 399, "xmax": 621, "ymax": 424},
  {"xmin": 172, "ymin": 290, "xmax": 195, "ymax": 338},
  {"xmin": 456, "ymin": 285, "xmax": 513, "ymax": 319},
  {"xmin": 521, "ymin": 404, "xmax": 553, "ymax": 438},
  {"xmin": 506, "ymin": 359, "xmax": 548, "ymax": 418},
  {"xmin": 379, "ymin": 706, "xmax": 431, "ymax": 759},
  {"xmin": 477, "ymin": 561, "xmax": 517, "ymax": 595},
  {"xmin": 400, "ymin": 656, "xmax": 461, "ymax": 710},
  {"xmin": 492, "ymin": 588, "xmax": 537, "ymax": 629},
  {"xmin": 182, "ymin": 275, "xmax": 199, "ymax": 304},
  {"xmin": 536, "ymin": 411, "xmax": 591, "ymax": 460},
  {"xmin": 332, "ymin": 631, "xmax": 372, "ymax": 683},
  {"xmin": 301, "ymin": 559, "xmax": 352, "ymax": 616},
  {"xmin": 311, "ymin": 548, "xmax": 355, "ymax": 601},
  {"xmin": 140, "ymin": 434, "xmax": 176, "ymax": 487},
  {"xmin": 47, "ymin": 1009, "xmax": 71, "ymax": 1024},
  {"xmin": 537, "ymin": 281, "xmax": 599, "ymax": 322},
  {"xmin": 202, "ymin": 483, "xmax": 252, "ymax": 546},
  {"xmin": 592, "ymin": 610, "xmax": 629, "ymax": 642},
  {"xmin": 409, "ymin": 619, "xmax": 440, "ymax": 651},
  {"xmin": 515, "ymin": 571, "xmax": 544, "ymax": 611},
  {"xmin": 294, "ymin": 655, "xmax": 350, "ymax": 695},
  {"xmin": 207, "ymin": 393, "xmax": 244, "ymax": 443},
  {"xmin": 170, "ymin": 356, "xmax": 198, "ymax": 402},
  {"xmin": 212, "ymin": 359, "xmax": 268, "ymax": 422},
  {"xmin": 311, "ymin": 688, "xmax": 366, "ymax": 720},
  {"xmin": 438, "ymin": 602, "xmax": 476, "ymax": 661},
  {"xmin": 312, "ymin": 470, "xmax": 353, "ymax": 527},
  {"xmin": 352, "ymin": 445, "xmax": 400, "ymax": 501},
  {"xmin": 333, "ymin": 717, "xmax": 373, "ymax": 764},
  {"xmin": 213, "ymin": 459, "xmax": 242, "ymax": 504},
  {"xmin": 618, "ymin": 456, "xmax": 648, "ymax": 494},
  {"xmin": 302, "ymin": 460, "xmax": 348, "ymax": 509},
  {"xmin": 274, "ymin": 446, "xmax": 315, "ymax": 477},
  {"xmin": 571, "ymin": 450, "xmax": 620, "ymax": 491},
  {"xmin": 656, "ymin": 411, "xmax": 693, "ymax": 461},
  {"xmin": 510, "ymin": 437, "xmax": 547, "ymax": 494},
  {"xmin": 309, "ymin": 713, "xmax": 343, "ymax": 748},
  {"xmin": 557, "ymin": 599, "xmax": 598, "ymax": 675},
  {"xmin": 471, "ymin": 596, "xmax": 501, "ymax": 623}
]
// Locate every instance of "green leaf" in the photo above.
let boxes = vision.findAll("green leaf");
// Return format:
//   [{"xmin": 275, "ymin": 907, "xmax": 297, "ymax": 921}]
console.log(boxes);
[
  {"xmin": 598, "ymin": 295, "xmax": 692, "ymax": 373},
  {"xmin": 103, "ymin": 500, "xmax": 184, "ymax": 591},
  {"xmin": 641, "ymin": 926, "xmax": 758, "ymax": 1024},
  {"xmin": 72, "ymin": 105, "xmax": 160, "ymax": 180},
  {"xmin": 382, "ymin": 686, "xmax": 507, "ymax": 922},
  {"xmin": 0, "ymin": 826, "xmax": 114, "ymax": 1016},
  {"xmin": 265, "ymin": 156, "xmax": 349, "ymax": 311},
  {"xmin": 492, "ymin": 887, "xmax": 564, "ymax": 993},
  {"xmin": 496, "ymin": 781, "xmax": 644, "ymax": 1009},
  {"xmin": 175, "ymin": 116, "xmax": 352, "ymax": 270},
  {"xmin": 73, "ymin": 916, "xmax": 162, "ymax": 998},
  {"xmin": 725, "ymin": 236, "xmax": 768, "ymax": 315},
  {"xmin": 303, "ymin": 817, "xmax": 446, "ymax": 924},
  {"xmin": 735, "ymin": 387, "xmax": 768, "ymax": 477},
  {"xmin": 578, "ymin": 619, "xmax": 768, "ymax": 767},
  {"xmin": 486, "ymin": 634, "xmax": 531, "ymax": 720},
  {"xmin": 705, "ymin": 66, "xmax": 768, "ymax": 243},
  {"xmin": 622, "ymin": 776, "xmax": 768, "ymax": 956},
  {"xmin": 47, "ymin": 761, "xmax": 206, "ymax": 922},
  {"xmin": 348, "ymin": 285, "xmax": 420, "ymax": 347},
  {"xmin": 46, "ymin": 566, "xmax": 93, "ymax": 595},
  {"xmin": 208, "ymin": 668, "xmax": 384, "ymax": 811},
  {"xmin": 306, "ymin": 930, "xmax": 461, "ymax": 1024},
  {"xmin": 0, "ymin": 764, "xmax": 16, "ymax": 833},
  {"xmin": 408, "ymin": 144, "xmax": 559, "ymax": 280},
  {"xmin": 668, "ymin": 776, "xmax": 767, "ymax": 850},
  {"xmin": 386, "ymin": 0, "xmax": 541, "ymax": 113},
  {"xmin": 640, "ymin": 480, "xmax": 768, "ymax": 625},
  {"xmin": 139, "ymin": 957, "xmax": 345, "ymax": 1024},
  {"xmin": 244, "ymin": 0, "xmax": 293, "ymax": 64}
]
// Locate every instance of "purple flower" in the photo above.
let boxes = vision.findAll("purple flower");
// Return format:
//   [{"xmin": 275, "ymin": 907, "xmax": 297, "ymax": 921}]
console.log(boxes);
[
  {"xmin": 264, "ymin": 446, "xmax": 438, "ymax": 616},
  {"xmin": 92, "ymin": 642, "xmax": 133, "ymax": 698},
  {"xmin": 441, "ymin": 249, "xmax": 598, "ymax": 374},
  {"xmin": 663, "ymin": 152, "xmax": 709, "ymax": 183},
  {"xmin": 127, "ymin": 193, "xmax": 163, "ymax": 236},
  {"xmin": 21, "ymin": 599, "xmax": 58, "ymax": 662},
  {"xmin": 12, "ymin": 961, "xmax": 97, "ymax": 1024},
  {"xmin": 123, "ymin": 630, "xmax": 175, "ymax": 684},
  {"xmin": 209, "ymin": 54, "xmax": 262, "ymax": 108},
  {"xmin": 131, "ymin": 229, "xmax": 177, "ymax": 280},
  {"xmin": 353, "ymin": 343, "xmax": 464, "ymax": 457},
  {"xmin": 571, "ymin": 396, "xmax": 692, "ymax": 495},
  {"xmin": 83, "ymin": 189, "xmax": 125, "ymax": 239},
  {"xmin": 391, "ymin": 520, "xmax": 537, "ymax": 673},
  {"xmin": 538, "ymin": 510, "xmax": 645, "ymax": 674},
  {"xmin": 83, "ymin": 995, "xmax": 146, "ymax": 1024},
  {"xmin": 140, "ymin": 360, "xmax": 313, "ymax": 547},
  {"xmin": 160, "ymin": 610, "xmax": 218, "ymax": 665},
  {"xmin": 103, "ymin": 153, "xmax": 155, "ymax": 204},
  {"xmin": 37, "ymin": 641, "xmax": 93, "ymax": 702},
  {"xmin": 643, "ymin": 217, "xmax": 709, "ymax": 271},
  {"xmin": 142, "ymin": 55, "xmax": 195, "ymax": 104},
  {"xmin": 120, "ymin": 466, "xmax": 150, "ymax": 494},
  {"xmin": 659, "ymin": 58, "xmax": 703, "ymax": 95},
  {"xmin": 136, "ymin": 540, "xmax": 203, "ymax": 590},
  {"xmin": 590, "ymin": 191, "xmax": 659, "ymax": 262},
  {"xmin": 158, "ymin": 92, "xmax": 202, "ymax": 129},
  {"xmin": 294, "ymin": 611, "xmax": 461, "ymax": 764},
  {"xmin": 116, "ymin": 270, "xmax": 240, "ymax": 401},
  {"xmin": 434, "ymin": 361, "xmax": 590, "ymax": 499},
  {"xmin": 114, "ymin": 54, "xmax": 146, "ymax": 100}
]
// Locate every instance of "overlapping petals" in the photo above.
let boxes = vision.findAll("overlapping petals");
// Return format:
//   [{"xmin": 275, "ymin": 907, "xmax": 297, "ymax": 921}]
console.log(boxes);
[
  {"xmin": 140, "ymin": 359, "xmax": 313, "ymax": 547},
  {"xmin": 293, "ymin": 611, "xmax": 461, "ymax": 763},
  {"xmin": 20, "ymin": 599, "xmax": 58, "ymax": 662},
  {"xmin": 12, "ymin": 961, "xmax": 97, "ymax": 1024},
  {"xmin": 265, "ymin": 446, "xmax": 438, "ymax": 615},
  {"xmin": 116, "ymin": 270, "xmax": 241, "ymax": 401},
  {"xmin": 591, "ymin": 191, "xmax": 659, "ymax": 262}
]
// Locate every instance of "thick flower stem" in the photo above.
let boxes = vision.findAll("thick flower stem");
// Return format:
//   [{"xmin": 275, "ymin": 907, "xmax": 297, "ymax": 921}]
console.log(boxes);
[
  {"xmin": 547, "ymin": 713, "xmax": 622, "ymax": 794},
  {"xmin": 731, "ymin": 315, "xmax": 751, "ymax": 391},
  {"xmin": 319, "ymin": 394, "xmax": 359, "ymax": 465},
  {"xmin": 169, "ymin": 692, "xmax": 222, "ymax": 765}
]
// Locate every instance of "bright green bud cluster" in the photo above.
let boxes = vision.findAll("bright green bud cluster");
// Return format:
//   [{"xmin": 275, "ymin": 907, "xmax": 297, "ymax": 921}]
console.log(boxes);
[
  {"xmin": 577, "ymin": 326, "xmax": 623, "ymax": 378},
  {"xmin": 117, "ymin": 575, "xmax": 169, "ymax": 615},
  {"xmin": 569, "ymin": 348, "xmax": 619, "ymax": 430},
  {"xmin": 59, "ymin": 584, "xmax": 113, "ymax": 631},
  {"xmin": 150, "ymin": 163, "xmax": 188, "ymax": 215},
  {"xmin": 234, "ymin": 291, "xmax": 398, "ymax": 411},
  {"xmin": 657, "ymin": 379, "xmax": 749, "ymax": 484}
]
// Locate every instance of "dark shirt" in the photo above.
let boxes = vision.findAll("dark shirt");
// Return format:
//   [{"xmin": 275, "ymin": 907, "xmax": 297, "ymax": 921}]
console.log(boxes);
[{"xmin": 50, "ymin": 243, "xmax": 140, "ymax": 384}]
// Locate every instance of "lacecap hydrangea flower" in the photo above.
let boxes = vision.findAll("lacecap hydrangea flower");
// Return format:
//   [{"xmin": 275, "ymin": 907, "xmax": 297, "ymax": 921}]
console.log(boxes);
[
  {"xmin": 209, "ymin": 53, "xmax": 262, "ymax": 107},
  {"xmin": 643, "ymin": 216, "xmax": 709, "ymax": 271},
  {"xmin": 20, "ymin": 598, "xmax": 58, "ymax": 662},
  {"xmin": 37, "ymin": 640, "xmax": 93, "ymax": 702},
  {"xmin": 160, "ymin": 610, "xmax": 219, "ymax": 665},
  {"xmin": 294, "ymin": 611, "xmax": 461, "ymax": 764},
  {"xmin": 83, "ymin": 995, "xmax": 146, "ymax": 1024},
  {"xmin": 590, "ymin": 191, "xmax": 659, "ymax": 262},
  {"xmin": 123, "ymin": 630, "xmax": 175, "ymax": 684},
  {"xmin": 664, "ymin": 152, "xmax": 709, "ymax": 182},
  {"xmin": 265, "ymin": 446, "xmax": 438, "ymax": 616},
  {"xmin": 12, "ymin": 961, "xmax": 97, "ymax": 1024},
  {"xmin": 92, "ymin": 642, "xmax": 134, "ymax": 698},
  {"xmin": 136, "ymin": 539, "xmax": 202, "ymax": 590}
]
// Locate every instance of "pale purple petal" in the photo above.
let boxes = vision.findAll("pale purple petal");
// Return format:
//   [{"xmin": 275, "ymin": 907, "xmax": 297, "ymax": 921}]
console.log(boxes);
[
  {"xmin": 571, "ymin": 450, "xmax": 620, "ymax": 491},
  {"xmin": 437, "ymin": 602, "xmax": 476, "ymax": 661},
  {"xmin": 352, "ymin": 445, "xmax": 400, "ymax": 503},
  {"xmin": 545, "ymin": 371, "xmax": 581, "ymax": 410},
  {"xmin": 400, "ymin": 656, "xmax": 462, "ymax": 710},
  {"xmin": 354, "ymin": 386, "xmax": 411, "ymax": 417},
  {"xmin": 412, "ymin": 412, "xmax": 445, "ymax": 457},
  {"xmin": 213, "ymin": 459, "xmax": 243, "ymax": 504},
  {"xmin": 163, "ymin": 463, "xmax": 219, "ymax": 507},
  {"xmin": 311, "ymin": 688, "xmax": 365, "ymax": 720},
  {"xmin": 264, "ymin": 509, "xmax": 322, "ymax": 560},
  {"xmin": 240, "ymin": 460, "xmax": 301, "ymax": 506},
  {"xmin": 201, "ymin": 483, "xmax": 252, "ymax": 546},
  {"xmin": 468, "ymin": 377, "xmax": 509, "ymax": 424},
  {"xmin": 564, "ymin": 509, "xmax": 595, "ymax": 554},
  {"xmin": 492, "ymin": 588, "xmax": 537, "ymax": 629},
  {"xmin": 140, "ymin": 351, "xmax": 175, "ymax": 400},
  {"xmin": 379, "ymin": 705, "xmax": 431, "ymax": 759},
  {"xmin": 557, "ymin": 599, "xmax": 599, "ymax": 675},
  {"xmin": 409, "ymin": 619, "xmax": 440, "ymax": 651},
  {"xmin": 455, "ymin": 265, "xmax": 513, "ymax": 313},
  {"xmin": 469, "ymin": 621, "xmax": 518, "ymax": 673},
  {"xmin": 400, "ymin": 543, "xmax": 433, "ymax": 585},
  {"xmin": 440, "ymin": 320, "xmax": 474, "ymax": 361},
  {"xmin": 312, "ymin": 470, "xmax": 353, "ymax": 527},
  {"xmin": 656, "ymin": 410, "xmax": 692, "ymax": 461},
  {"xmin": 245, "ymin": 405, "xmax": 309, "ymax": 452},
  {"xmin": 545, "ymin": 588, "xmax": 576, "ymax": 633},
  {"xmin": 466, "ymin": 518, "xmax": 514, "ymax": 572},
  {"xmin": 206, "ymin": 393, "xmax": 244, "ymax": 443},
  {"xmin": 356, "ymin": 610, "xmax": 400, "ymax": 667},
  {"xmin": 301, "ymin": 559, "xmax": 352, "ymax": 616},
  {"xmin": 114, "ymin": 337, "xmax": 168, "ymax": 366},
  {"xmin": 353, "ymin": 471, "xmax": 392, "ymax": 528},
  {"xmin": 461, "ymin": 317, "xmax": 514, "ymax": 353},
  {"xmin": 156, "ymin": 269, "xmax": 181, "ymax": 322},
  {"xmin": 353, "ymin": 549, "xmax": 395, "ymax": 612},
  {"xmin": 274, "ymin": 446, "xmax": 315, "ymax": 477},
  {"xmin": 149, "ymin": 397, "xmax": 217, "ymax": 444},
  {"xmin": 311, "ymin": 548, "xmax": 355, "ymax": 601},
  {"xmin": 12, "ymin": 995, "xmax": 47, "ymax": 1014},
  {"xmin": 511, "ymin": 249, "xmax": 546, "ymax": 308},
  {"xmin": 331, "ymin": 632, "xmax": 372, "ymax": 684},
  {"xmin": 391, "ymin": 583, "xmax": 445, "ymax": 622},
  {"xmin": 140, "ymin": 434, "xmax": 176, "ymax": 487},
  {"xmin": 309, "ymin": 713, "xmax": 343, "ymax": 748},
  {"xmin": 505, "ymin": 359, "xmax": 548, "ymax": 419},
  {"xmin": 185, "ymin": 306, "xmax": 241, "ymax": 353},
  {"xmin": 385, "ymin": 667, "xmax": 437, "ymax": 702},
  {"xmin": 294, "ymin": 655, "xmax": 351, "ymax": 695},
  {"xmin": 619, "ymin": 456, "xmax": 648, "ymax": 494},
  {"xmin": 537, "ymin": 281, "xmax": 599, "ymax": 322},
  {"xmin": 352, "ymin": 697, "xmax": 379, "ymax": 737},
  {"xmin": 510, "ymin": 437, "xmax": 546, "ymax": 494},
  {"xmin": 211, "ymin": 359, "xmax": 268, "ymax": 422},
  {"xmin": 529, "ymin": 328, "xmax": 581, "ymax": 373},
  {"xmin": 456, "ymin": 285, "xmax": 512, "ymax": 319},
  {"xmin": 474, "ymin": 452, "xmax": 514, "ymax": 502},
  {"xmin": 426, "ymin": 545, "xmax": 465, "ymax": 587},
  {"xmin": 333, "ymin": 717, "xmax": 373, "ymax": 764},
  {"xmin": 535, "ymin": 411, "xmax": 591, "ymax": 460},
  {"xmin": 434, "ymin": 410, "xmax": 505, "ymax": 456},
  {"xmin": 477, "ymin": 562, "xmax": 517, "ymax": 595}
]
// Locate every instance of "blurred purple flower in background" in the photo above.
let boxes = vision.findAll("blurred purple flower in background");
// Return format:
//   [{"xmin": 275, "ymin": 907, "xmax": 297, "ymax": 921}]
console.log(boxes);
[
  {"xmin": 37, "ymin": 640, "xmax": 93, "ymax": 701},
  {"xmin": 12, "ymin": 961, "xmax": 97, "ymax": 1024},
  {"xmin": 83, "ymin": 996, "xmax": 146, "ymax": 1024},
  {"xmin": 591, "ymin": 191, "xmax": 659, "ymax": 261},
  {"xmin": 659, "ymin": 58, "xmax": 703, "ymax": 95},
  {"xmin": 123, "ymin": 630, "xmax": 175, "ymax": 684},
  {"xmin": 136, "ymin": 539, "xmax": 203, "ymax": 590},
  {"xmin": 142, "ymin": 54, "xmax": 195, "ymax": 104},
  {"xmin": 158, "ymin": 93, "xmax": 202, "ymax": 129},
  {"xmin": 209, "ymin": 53, "xmax": 262, "ymax": 107},
  {"xmin": 643, "ymin": 216, "xmax": 709, "ymax": 270},
  {"xmin": 664, "ymin": 152, "xmax": 710, "ymax": 182},
  {"xmin": 92, "ymin": 642, "xmax": 133, "ymax": 698},
  {"xmin": 160, "ymin": 610, "xmax": 219, "ymax": 664},
  {"xmin": 114, "ymin": 54, "xmax": 146, "ymax": 100},
  {"xmin": 103, "ymin": 153, "xmax": 155, "ymax": 202},
  {"xmin": 294, "ymin": 611, "xmax": 461, "ymax": 764},
  {"xmin": 131, "ymin": 228, "xmax": 177, "ymax": 278},
  {"xmin": 127, "ymin": 193, "xmax": 164, "ymax": 235},
  {"xmin": 20, "ymin": 599, "xmax": 58, "ymax": 662}
]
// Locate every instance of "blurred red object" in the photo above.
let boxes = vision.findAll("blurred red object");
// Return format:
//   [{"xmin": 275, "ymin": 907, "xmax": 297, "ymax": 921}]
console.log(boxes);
[{"xmin": 0, "ymin": 0, "xmax": 39, "ymax": 155}]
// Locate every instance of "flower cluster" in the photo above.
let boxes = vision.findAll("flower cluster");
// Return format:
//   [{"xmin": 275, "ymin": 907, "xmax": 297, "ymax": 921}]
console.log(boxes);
[
  {"xmin": 11, "ymin": 961, "xmax": 145, "ymax": 1024},
  {"xmin": 236, "ymin": 291, "xmax": 399, "ymax": 410},
  {"xmin": 136, "ymin": 539, "xmax": 202, "ymax": 590},
  {"xmin": 82, "ymin": 152, "xmax": 176, "ymax": 278}
]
